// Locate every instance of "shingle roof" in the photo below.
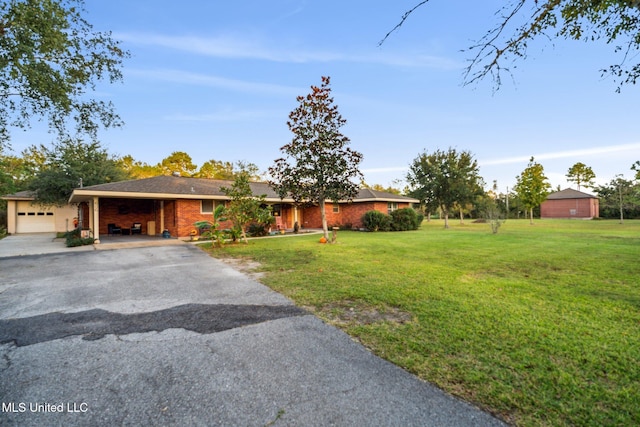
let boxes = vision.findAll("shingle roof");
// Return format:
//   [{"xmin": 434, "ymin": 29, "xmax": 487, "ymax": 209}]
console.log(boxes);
[
  {"xmin": 1, "ymin": 190, "xmax": 36, "ymax": 200},
  {"xmin": 545, "ymin": 188, "xmax": 598, "ymax": 200},
  {"xmin": 69, "ymin": 175, "xmax": 419, "ymax": 204},
  {"xmin": 76, "ymin": 175, "xmax": 281, "ymax": 199},
  {"xmin": 354, "ymin": 188, "xmax": 419, "ymax": 202}
]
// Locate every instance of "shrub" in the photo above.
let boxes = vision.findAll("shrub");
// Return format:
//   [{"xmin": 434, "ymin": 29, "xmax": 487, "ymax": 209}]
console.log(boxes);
[
  {"xmin": 66, "ymin": 236, "xmax": 96, "ymax": 247},
  {"xmin": 247, "ymin": 222, "xmax": 269, "ymax": 237},
  {"xmin": 64, "ymin": 228, "xmax": 94, "ymax": 247},
  {"xmin": 390, "ymin": 208, "xmax": 422, "ymax": 231},
  {"xmin": 361, "ymin": 210, "xmax": 391, "ymax": 231}
]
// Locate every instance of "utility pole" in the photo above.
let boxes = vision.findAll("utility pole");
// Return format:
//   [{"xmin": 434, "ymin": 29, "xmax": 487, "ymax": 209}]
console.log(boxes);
[
  {"xmin": 617, "ymin": 176, "xmax": 624, "ymax": 224},
  {"xmin": 505, "ymin": 186, "xmax": 509, "ymax": 219}
]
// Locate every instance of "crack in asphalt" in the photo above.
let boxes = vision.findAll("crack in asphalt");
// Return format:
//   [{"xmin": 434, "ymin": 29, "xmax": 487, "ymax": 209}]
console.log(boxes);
[{"xmin": 0, "ymin": 303, "xmax": 308, "ymax": 347}]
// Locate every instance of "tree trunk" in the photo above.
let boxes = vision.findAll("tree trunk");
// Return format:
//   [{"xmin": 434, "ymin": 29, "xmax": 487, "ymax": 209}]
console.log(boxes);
[
  {"xmin": 442, "ymin": 206, "xmax": 449, "ymax": 229},
  {"xmin": 619, "ymin": 185, "xmax": 624, "ymax": 224},
  {"xmin": 529, "ymin": 208, "xmax": 534, "ymax": 225},
  {"xmin": 459, "ymin": 208, "xmax": 464, "ymax": 224},
  {"xmin": 319, "ymin": 199, "xmax": 330, "ymax": 241}
]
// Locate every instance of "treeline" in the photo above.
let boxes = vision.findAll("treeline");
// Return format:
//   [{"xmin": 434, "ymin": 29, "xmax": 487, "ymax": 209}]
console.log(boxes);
[
  {"xmin": 404, "ymin": 150, "xmax": 640, "ymax": 224},
  {"xmin": 2, "ymin": 140, "xmax": 640, "ymax": 228},
  {"xmin": 594, "ymin": 177, "xmax": 640, "ymax": 219},
  {"xmin": 0, "ymin": 140, "xmax": 261, "ymax": 206}
]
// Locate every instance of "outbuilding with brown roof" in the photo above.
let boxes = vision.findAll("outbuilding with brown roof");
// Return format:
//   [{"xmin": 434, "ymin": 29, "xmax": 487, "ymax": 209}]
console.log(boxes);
[{"xmin": 540, "ymin": 188, "xmax": 599, "ymax": 219}]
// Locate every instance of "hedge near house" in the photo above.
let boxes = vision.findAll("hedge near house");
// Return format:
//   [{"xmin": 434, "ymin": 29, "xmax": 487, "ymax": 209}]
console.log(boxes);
[
  {"xmin": 362, "ymin": 210, "xmax": 390, "ymax": 232},
  {"xmin": 390, "ymin": 208, "xmax": 423, "ymax": 231},
  {"xmin": 362, "ymin": 208, "xmax": 423, "ymax": 232}
]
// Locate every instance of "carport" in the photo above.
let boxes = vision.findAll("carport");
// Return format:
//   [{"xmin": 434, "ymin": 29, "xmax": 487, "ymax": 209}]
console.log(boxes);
[{"xmin": 68, "ymin": 191, "xmax": 175, "ymax": 244}]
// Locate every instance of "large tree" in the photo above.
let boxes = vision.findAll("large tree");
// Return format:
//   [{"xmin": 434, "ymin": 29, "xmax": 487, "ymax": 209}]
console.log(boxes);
[
  {"xmin": 194, "ymin": 160, "xmax": 262, "ymax": 181},
  {"xmin": 595, "ymin": 175, "xmax": 640, "ymax": 221},
  {"xmin": 566, "ymin": 162, "xmax": 596, "ymax": 190},
  {"xmin": 195, "ymin": 159, "xmax": 236, "ymax": 180},
  {"xmin": 382, "ymin": 1, "xmax": 640, "ymax": 91},
  {"xmin": 514, "ymin": 156, "xmax": 551, "ymax": 224},
  {"xmin": 0, "ymin": 0, "xmax": 129, "ymax": 149},
  {"xmin": 118, "ymin": 155, "xmax": 161, "ymax": 179},
  {"xmin": 0, "ymin": 153, "xmax": 30, "ymax": 196},
  {"xmin": 159, "ymin": 151, "xmax": 197, "ymax": 177},
  {"xmin": 269, "ymin": 76, "xmax": 363, "ymax": 242},
  {"xmin": 406, "ymin": 148, "xmax": 483, "ymax": 229},
  {"xmin": 632, "ymin": 160, "xmax": 640, "ymax": 180},
  {"xmin": 27, "ymin": 139, "xmax": 128, "ymax": 205}
]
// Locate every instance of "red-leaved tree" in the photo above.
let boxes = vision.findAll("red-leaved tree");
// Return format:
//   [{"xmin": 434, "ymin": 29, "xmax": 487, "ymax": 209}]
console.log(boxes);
[{"xmin": 269, "ymin": 76, "xmax": 363, "ymax": 242}]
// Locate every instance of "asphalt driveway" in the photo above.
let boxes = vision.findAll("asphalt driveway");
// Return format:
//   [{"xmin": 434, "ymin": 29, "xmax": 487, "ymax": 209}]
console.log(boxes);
[{"xmin": 0, "ymin": 241, "xmax": 506, "ymax": 426}]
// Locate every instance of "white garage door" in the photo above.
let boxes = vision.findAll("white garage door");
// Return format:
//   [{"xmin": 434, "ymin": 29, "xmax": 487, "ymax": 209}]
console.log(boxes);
[{"xmin": 16, "ymin": 202, "xmax": 56, "ymax": 233}]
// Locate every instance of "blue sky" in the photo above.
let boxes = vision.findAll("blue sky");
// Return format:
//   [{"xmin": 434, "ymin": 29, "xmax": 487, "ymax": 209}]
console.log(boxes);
[{"xmin": 14, "ymin": 0, "xmax": 640, "ymax": 192}]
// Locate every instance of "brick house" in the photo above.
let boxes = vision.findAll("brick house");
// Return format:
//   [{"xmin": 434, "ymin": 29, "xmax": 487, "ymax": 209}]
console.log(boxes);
[
  {"xmin": 66, "ymin": 175, "xmax": 418, "ymax": 242},
  {"xmin": 540, "ymin": 188, "xmax": 599, "ymax": 219}
]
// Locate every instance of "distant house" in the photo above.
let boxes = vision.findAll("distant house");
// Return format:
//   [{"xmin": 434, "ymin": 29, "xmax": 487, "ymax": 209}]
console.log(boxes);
[
  {"xmin": 40, "ymin": 175, "xmax": 420, "ymax": 242},
  {"xmin": 540, "ymin": 188, "xmax": 599, "ymax": 219}
]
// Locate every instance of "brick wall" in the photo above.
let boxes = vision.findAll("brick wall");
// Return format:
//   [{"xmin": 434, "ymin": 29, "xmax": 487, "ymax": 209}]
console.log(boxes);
[
  {"xmin": 162, "ymin": 200, "xmax": 175, "ymax": 236},
  {"xmin": 340, "ymin": 202, "xmax": 377, "ymax": 228},
  {"xmin": 174, "ymin": 199, "xmax": 234, "ymax": 237},
  {"xmin": 301, "ymin": 201, "xmax": 412, "ymax": 229},
  {"xmin": 541, "ymin": 198, "xmax": 599, "ymax": 218},
  {"xmin": 98, "ymin": 197, "xmax": 416, "ymax": 237},
  {"xmin": 99, "ymin": 198, "xmax": 155, "ymax": 235},
  {"xmin": 98, "ymin": 198, "xmax": 232, "ymax": 238}
]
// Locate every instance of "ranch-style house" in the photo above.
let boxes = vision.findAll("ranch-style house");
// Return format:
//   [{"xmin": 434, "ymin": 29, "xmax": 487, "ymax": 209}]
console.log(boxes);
[{"xmin": 3, "ymin": 175, "xmax": 417, "ymax": 241}]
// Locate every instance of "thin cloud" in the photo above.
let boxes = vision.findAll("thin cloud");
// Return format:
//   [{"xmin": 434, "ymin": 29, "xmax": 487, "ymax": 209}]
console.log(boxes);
[
  {"xmin": 480, "ymin": 143, "xmax": 640, "ymax": 166},
  {"xmin": 274, "ymin": 1, "xmax": 307, "ymax": 22},
  {"xmin": 363, "ymin": 143, "xmax": 640, "ymax": 177},
  {"xmin": 126, "ymin": 68, "xmax": 300, "ymax": 96},
  {"xmin": 165, "ymin": 109, "xmax": 281, "ymax": 122},
  {"xmin": 118, "ymin": 33, "xmax": 283, "ymax": 62},
  {"xmin": 117, "ymin": 32, "xmax": 459, "ymax": 68}
]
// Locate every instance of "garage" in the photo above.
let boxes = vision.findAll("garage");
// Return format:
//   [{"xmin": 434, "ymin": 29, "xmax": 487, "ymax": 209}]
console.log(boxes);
[
  {"xmin": 2, "ymin": 191, "xmax": 78, "ymax": 234},
  {"xmin": 15, "ymin": 202, "xmax": 56, "ymax": 233}
]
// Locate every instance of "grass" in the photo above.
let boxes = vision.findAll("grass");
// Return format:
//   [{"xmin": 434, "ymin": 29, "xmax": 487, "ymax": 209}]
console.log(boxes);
[{"xmin": 200, "ymin": 219, "xmax": 640, "ymax": 426}]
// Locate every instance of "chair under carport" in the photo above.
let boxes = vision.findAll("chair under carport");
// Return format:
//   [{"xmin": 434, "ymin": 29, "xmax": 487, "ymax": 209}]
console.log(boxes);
[{"xmin": 131, "ymin": 223, "xmax": 142, "ymax": 235}]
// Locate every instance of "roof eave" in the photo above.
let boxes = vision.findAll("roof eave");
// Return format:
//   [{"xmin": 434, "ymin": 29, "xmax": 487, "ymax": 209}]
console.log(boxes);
[
  {"xmin": 68, "ymin": 189, "xmax": 296, "ymax": 204},
  {"xmin": 345, "ymin": 197, "xmax": 420, "ymax": 203}
]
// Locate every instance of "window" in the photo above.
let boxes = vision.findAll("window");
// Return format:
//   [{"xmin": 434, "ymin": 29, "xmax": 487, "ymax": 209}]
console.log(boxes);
[
  {"xmin": 201, "ymin": 200, "xmax": 221, "ymax": 214},
  {"xmin": 387, "ymin": 202, "xmax": 398, "ymax": 214},
  {"xmin": 333, "ymin": 203, "xmax": 340, "ymax": 213}
]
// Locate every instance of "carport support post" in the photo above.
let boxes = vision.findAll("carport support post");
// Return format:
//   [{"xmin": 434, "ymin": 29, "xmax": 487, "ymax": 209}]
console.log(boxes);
[{"xmin": 93, "ymin": 196, "xmax": 100, "ymax": 243}]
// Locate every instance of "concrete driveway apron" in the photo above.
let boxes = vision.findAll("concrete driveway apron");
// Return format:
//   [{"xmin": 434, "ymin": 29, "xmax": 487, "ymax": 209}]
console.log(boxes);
[
  {"xmin": 0, "ymin": 244, "xmax": 506, "ymax": 426},
  {"xmin": 0, "ymin": 233, "xmax": 95, "ymax": 257}
]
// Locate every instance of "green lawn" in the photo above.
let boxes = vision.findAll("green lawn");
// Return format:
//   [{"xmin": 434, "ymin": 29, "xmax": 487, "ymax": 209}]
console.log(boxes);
[{"xmin": 201, "ymin": 219, "xmax": 640, "ymax": 426}]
